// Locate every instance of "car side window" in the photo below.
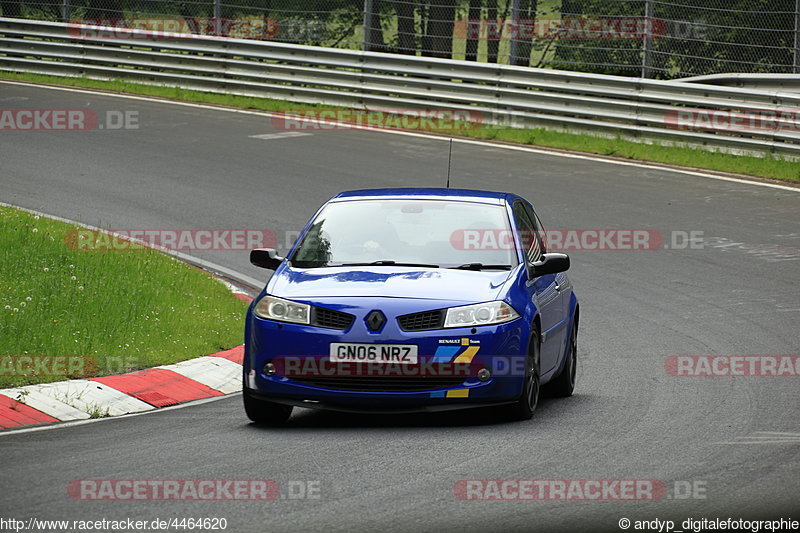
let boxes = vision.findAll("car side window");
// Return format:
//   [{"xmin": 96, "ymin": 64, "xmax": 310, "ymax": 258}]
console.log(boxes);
[
  {"xmin": 521, "ymin": 202, "xmax": 548, "ymax": 256},
  {"xmin": 512, "ymin": 201, "xmax": 543, "ymax": 265}
]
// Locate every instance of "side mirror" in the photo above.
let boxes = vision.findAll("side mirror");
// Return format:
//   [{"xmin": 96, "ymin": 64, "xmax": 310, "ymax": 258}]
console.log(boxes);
[
  {"xmin": 531, "ymin": 253, "xmax": 570, "ymax": 277},
  {"xmin": 250, "ymin": 248, "xmax": 284, "ymax": 270}
]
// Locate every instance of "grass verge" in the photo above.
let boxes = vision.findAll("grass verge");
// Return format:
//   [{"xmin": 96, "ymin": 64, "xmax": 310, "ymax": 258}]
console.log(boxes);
[
  {"xmin": 0, "ymin": 206, "xmax": 248, "ymax": 388},
  {"xmin": 2, "ymin": 71, "xmax": 798, "ymax": 183}
]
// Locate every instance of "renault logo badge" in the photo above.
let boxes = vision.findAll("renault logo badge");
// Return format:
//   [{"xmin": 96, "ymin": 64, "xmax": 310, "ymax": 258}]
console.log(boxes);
[{"xmin": 365, "ymin": 310, "xmax": 386, "ymax": 332}]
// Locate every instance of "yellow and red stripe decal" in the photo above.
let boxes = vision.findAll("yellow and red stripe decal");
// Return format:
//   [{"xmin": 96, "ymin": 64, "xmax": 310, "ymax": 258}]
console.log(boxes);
[
  {"xmin": 430, "ymin": 341, "xmax": 480, "ymax": 398},
  {"xmin": 453, "ymin": 345, "xmax": 480, "ymax": 364}
]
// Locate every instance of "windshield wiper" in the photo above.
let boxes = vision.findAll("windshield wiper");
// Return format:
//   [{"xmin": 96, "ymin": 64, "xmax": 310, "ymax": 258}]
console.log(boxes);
[
  {"xmin": 333, "ymin": 260, "xmax": 440, "ymax": 268},
  {"xmin": 448, "ymin": 263, "xmax": 513, "ymax": 271}
]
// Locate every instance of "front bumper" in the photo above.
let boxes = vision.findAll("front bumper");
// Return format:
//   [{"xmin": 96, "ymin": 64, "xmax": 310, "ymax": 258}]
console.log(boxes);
[
  {"xmin": 245, "ymin": 389, "xmax": 516, "ymax": 414},
  {"xmin": 244, "ymin": 297, "xmax": 529, "ymax": 411}
]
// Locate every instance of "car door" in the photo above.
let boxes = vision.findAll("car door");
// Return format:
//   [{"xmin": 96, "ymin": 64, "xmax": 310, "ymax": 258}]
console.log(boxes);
[
  {"xmin": 523, "ymin": 202, "xmax": 571, "ymax": 375},
  {"xmin": 512, "ymin": 201, "xmax": 564, "ymax": 378}
]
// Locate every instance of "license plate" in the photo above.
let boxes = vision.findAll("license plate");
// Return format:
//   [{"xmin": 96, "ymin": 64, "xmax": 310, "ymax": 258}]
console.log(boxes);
[{"xmin": 329, "ymin": 343, "xmax": 418, "ymax": 364}]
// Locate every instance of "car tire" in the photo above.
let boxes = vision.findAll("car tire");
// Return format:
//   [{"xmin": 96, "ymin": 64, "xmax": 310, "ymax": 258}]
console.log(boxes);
[
  {"xmin": 512, "ymin": 331, "xmax": 540, "ymax": 421},
  {"xmin": 243, "ymin": 389, "xmax": 293, "ymax": 425},
  {"xmin": 549, "ymin": 320, "xmax": 577, "ymax": 398}
]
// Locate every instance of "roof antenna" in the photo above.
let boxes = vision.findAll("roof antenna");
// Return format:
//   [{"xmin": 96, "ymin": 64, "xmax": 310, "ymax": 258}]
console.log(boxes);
[{"xmin": 446, "ymin": 138, "xmax": 453, "ymax": 189}]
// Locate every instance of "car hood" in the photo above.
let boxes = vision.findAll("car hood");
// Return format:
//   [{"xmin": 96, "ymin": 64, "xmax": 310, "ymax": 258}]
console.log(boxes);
[{"xmin": 268, "ymin": 266, "xmax": 514, "ymax": 302}]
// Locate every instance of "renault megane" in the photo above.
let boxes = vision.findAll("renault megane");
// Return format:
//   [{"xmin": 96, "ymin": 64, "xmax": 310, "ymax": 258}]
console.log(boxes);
[{"xmin": 243, "ymin": 188, "xmax": 578, "ymax": 424}]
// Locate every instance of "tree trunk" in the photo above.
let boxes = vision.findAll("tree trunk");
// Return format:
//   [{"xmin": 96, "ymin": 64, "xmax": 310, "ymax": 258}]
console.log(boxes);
[
  {"xmin": 396, "ymin": 0, "xmax": 416, "ymax": 54},
  {"xmin": 425, "ymin": 0, "xmax": 456, "ymax": 58},
  {"xmin": 513, "ymin": 0, "xmax": 536, "ymax": 66},
  {"xmin": 365, "ymin": 0, "xmax": 386, "ymax": 51},
  {"xmin": 554, "ymin": 0, "xmax": 581, "ymax": 63},
  {"xmin": 487, "ymin": 0, "xmax": 499, "ymax": 63},
  {"xmin": 465, "ymin": 0, "xmax": 482, "ymax": 61},
  {"xmin": 372, "ymin": 7, "xmax": 386, "ymax": 51}
]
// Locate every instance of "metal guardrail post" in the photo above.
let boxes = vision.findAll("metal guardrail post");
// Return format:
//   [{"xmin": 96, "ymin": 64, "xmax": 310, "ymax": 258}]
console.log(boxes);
[
  {"xmin": 62, "ymin": 0, "xmax": 71, "ymax": 23},
  {"xmin": 213, "ymin": 0, "xmax": 221, "ymax": 37},
  {"xmin": 363, "ymin": 0, "xmax": 373, "ymax": 52},
  {"xmin": 641, "ymin": 0, "xmax": 654, "ymax": 78},
  {"xmin": 795, "ymin": 0, "xmax": 800, "ymax": 73},
  {"xmin": 509, "ymin": 0, "xmax": 521, "ymax": 66}
]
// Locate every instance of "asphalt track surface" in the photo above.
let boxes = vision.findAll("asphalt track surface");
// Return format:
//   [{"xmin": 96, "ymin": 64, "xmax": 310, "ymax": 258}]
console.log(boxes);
[{"xmin": 1, "ymin": 82, "xmax": 798, "ymax": 533}]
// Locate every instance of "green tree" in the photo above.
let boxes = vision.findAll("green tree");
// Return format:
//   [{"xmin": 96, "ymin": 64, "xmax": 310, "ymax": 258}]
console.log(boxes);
[
  {"xmin": 650, "ymin": 0, "xmax": 795, "ymax": 76},
  {"xmin": 0, "ymin": 1, "xmax": 23, "ymax": 17},
  {"xmin": 423, "ymin": 0, "xmax": 457, "ymax": 57}
]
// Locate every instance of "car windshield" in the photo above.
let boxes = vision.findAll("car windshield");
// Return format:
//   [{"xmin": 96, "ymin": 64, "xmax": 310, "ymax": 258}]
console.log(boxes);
[{"xmin": 291, "ymin": 199, "xmax": 518, "ymax": 269}]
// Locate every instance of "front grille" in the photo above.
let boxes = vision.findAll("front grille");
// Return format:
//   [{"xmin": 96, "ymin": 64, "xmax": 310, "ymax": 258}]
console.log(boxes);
[
  {"xmin": 289, "ymin": 376, "xmax": 467, "ymax": 392},
  {"xmin": 311, "ymin": 307, "xmax": 355, "ymax": 330},
  {"xmin": 397, "ymin": 309, "xmax": 445, "ymax": 331}
]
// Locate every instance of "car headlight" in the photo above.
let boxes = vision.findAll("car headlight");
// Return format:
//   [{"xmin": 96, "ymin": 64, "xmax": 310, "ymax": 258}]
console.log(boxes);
[
  {"xmin": 253, "ymin": 295, "xmax": 310, "ymax": 325},
  {"xmin": 443, "ymin": 301, "xmax": 520, "ymax": 328}
]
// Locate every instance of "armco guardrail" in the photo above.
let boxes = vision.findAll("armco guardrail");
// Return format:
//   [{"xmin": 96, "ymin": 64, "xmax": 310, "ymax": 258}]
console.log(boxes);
[
  {"xmin": 1, "ymin": 17, "xmax": 799, "ymax": 158},
  {"xmin": 682, "ymin": 73, "xmax": 800, "ymax": 93}
]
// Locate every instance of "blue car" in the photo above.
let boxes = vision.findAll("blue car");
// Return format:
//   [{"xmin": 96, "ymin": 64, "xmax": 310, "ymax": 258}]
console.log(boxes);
[{"xmin": 243, "ymin": 188, "xmax": 578, "ymax": 424}]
